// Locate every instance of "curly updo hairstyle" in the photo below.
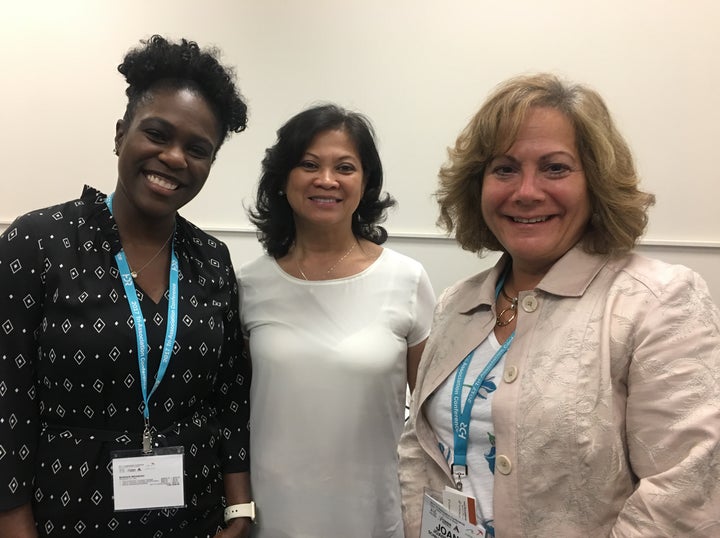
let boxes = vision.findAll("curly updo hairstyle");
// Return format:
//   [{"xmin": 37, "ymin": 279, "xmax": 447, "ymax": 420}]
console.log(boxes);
[
  {"xmin": 118, "ymin": 34, "xmax": 248, "ymax": 151},
  {"xmin": 249, "ymin": 104, "xmax": 396, "ymax": 258}
]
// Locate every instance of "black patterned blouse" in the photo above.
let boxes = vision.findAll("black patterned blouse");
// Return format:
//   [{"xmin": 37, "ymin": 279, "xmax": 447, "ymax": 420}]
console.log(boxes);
[{"xmin": 0, "ymin": 186, "xmax": 250, "ymax": 537}]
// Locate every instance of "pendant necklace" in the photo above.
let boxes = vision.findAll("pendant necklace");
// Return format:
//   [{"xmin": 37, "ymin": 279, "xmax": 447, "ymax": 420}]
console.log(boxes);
[
  {"xmin": 296, "ymin": 241, "xmax": 357, "ymax": 281},
  {"xmin": 496, "ymin": 286, "xmax": 519, "ymax": 326},
  {"xmin": 128, "ymin": 231, "xmax": 174, "ymax": 279}
]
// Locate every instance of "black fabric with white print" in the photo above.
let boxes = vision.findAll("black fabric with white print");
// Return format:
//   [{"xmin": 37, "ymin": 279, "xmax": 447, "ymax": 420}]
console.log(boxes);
[{"xmin": 0, "ymin": 186, "xmax": 250, "ymax": 537}]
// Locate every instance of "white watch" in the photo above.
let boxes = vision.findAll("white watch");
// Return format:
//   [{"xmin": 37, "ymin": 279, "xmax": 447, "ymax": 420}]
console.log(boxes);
[{"xmin": 224, "ymin": 501, "xmax": 256, "ymax": 523}]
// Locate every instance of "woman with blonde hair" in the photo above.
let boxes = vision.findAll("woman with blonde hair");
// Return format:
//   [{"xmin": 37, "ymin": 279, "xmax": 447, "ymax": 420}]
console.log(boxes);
[{"xmin": 399, "ymin": 73, "xmax": 720, "ymax": 537}]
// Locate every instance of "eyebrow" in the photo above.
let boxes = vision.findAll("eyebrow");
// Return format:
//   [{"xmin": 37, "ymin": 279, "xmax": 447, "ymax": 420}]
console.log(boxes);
[
  {"xmin": 139, "ymin": 117, "xmax": 216, "ymax": 150},
  {"xmin": 493, "ymin": 151, "xmax": 578, "ymax": 164},
  {"xmin": 303, "ymin": 151, "xmax": 360, "ymax": 162}
]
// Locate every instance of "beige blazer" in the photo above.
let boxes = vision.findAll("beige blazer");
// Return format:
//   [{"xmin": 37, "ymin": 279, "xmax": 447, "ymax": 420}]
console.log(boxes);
[{"xmin": 399, "ymin": 246, "xmax": 720, "ymax": 537}]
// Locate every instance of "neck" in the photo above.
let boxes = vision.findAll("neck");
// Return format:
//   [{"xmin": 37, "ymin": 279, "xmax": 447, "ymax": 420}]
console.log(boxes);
[
  {"xmin": 111, "ymin": 185, "xmax": 176, "ymax": 245},
  {"xmin": 290, "ymin": 226, "xmax": 361, "ymax": 281},
  {"xmin": 506, "ymin": 260, "xmax": 553, "ymax": 292},
  {"xmin": 293, "ymin": 224, "xmax": 357, "ymax": 256}
]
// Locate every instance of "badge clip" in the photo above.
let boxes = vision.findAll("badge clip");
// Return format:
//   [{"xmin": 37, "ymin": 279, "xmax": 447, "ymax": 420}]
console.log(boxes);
[
  {"xmin": 452, "ymin": 463, "xmax": 468, "ymax": 490},
  {"xmin": 142, "ymin": 420, "xmax": 153, "ymax": 454}
]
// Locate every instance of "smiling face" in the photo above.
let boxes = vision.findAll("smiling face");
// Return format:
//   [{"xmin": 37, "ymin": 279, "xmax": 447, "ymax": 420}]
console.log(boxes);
[
  {"xmin": 481, "ymin": 106, "xmax": 591, "ymax": 277},
  {"xmin": 285, "ymin": 128, "xmax": 364, "ymax": 233},
  {"xmin": 114, "ymin": 86, "xmax": 221, "ymax": 222}
]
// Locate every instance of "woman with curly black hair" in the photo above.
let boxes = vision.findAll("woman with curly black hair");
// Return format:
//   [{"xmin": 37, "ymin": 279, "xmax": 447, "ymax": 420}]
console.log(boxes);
[
  {"xmin": 0, "ymin": 35, "xmax": 253, "ymax": 537},
  {"xmin": 239, "ymin": 104, "xmax": 435, "ymax": 537}
]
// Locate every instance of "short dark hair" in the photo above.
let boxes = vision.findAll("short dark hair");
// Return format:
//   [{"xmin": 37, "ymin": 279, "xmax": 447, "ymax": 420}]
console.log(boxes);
[
  {"xmin": 118, "ymin": 35, "xmax": 248, "ymax": 151},
  {"xmin": 249, "ymin": 104, "xmax": 396, "ymax": 258}
]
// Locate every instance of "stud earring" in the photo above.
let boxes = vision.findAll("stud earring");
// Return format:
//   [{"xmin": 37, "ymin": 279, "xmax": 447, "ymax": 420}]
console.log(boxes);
[
  {"xmin": 278, "ymin": 190, "xmax": 285, "ymax": 196},
  {"xmin": 113, "ymin": 148, "xmax": 119, "ymax": 155}
]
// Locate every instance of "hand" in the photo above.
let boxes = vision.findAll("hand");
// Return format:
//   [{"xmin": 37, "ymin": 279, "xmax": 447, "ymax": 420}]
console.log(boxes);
[{"xmin": 213, "ymin": 517, "xmax": 252, "ymax": 538}]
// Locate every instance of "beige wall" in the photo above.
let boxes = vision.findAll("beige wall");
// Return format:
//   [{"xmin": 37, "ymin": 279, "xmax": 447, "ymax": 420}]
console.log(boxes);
[{"xmin": 2, "ymin": 0, "xmax": 718, "ymax": 299}]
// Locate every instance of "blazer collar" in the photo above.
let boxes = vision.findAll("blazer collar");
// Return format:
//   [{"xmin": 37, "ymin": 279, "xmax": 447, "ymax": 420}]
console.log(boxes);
[
  {"xmin": 536, "ymin": 244, "xmax": 609, "ymax": 297},
  {"xmin": 417, "ymin": 244, "xmax": 610, "ymax": 435},
  {"xmin": 454, "ymin": 244, "xmax": 609, "ymax": 316},
  {"xmin": 454, "ymin": 254, "xmax": 510, "ymax": 315}
]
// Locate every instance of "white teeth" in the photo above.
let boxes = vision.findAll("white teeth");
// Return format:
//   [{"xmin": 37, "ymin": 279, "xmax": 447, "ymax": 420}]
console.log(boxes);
[
  {"xmin": 311, "ymin": 197, "xmax": 338, "ymax": 203},
  {"xmin": 513, "ymin": 216, "xmax": 548, "ymax": 224},
  {"xmin": 147, "ymin": 174, "xmax": 179, "ymax": 190}
]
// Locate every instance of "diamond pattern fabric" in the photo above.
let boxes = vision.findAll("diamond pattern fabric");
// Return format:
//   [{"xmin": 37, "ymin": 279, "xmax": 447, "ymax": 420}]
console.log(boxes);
[{"xmin": 0, "ymin": 186, "xmax": 250, "ymax": 537}]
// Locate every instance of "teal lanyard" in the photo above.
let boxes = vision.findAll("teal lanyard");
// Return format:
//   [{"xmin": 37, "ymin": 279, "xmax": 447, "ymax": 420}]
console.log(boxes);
[
  {"xmin": 105, "ymin": 193, "xmax": 179, "ymax": 453},
  {"xmin": 450, "ymin": 273, "xmax": 515, "ymax": 489}
]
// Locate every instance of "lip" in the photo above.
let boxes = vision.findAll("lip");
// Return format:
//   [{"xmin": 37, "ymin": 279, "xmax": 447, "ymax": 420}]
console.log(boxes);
[
  {"xmin": 144, "ymin": 171, "xmax": 181, "ymax": 192},
  {"xmin": 508, "ymin": 215, "xmax": 552, "ymax": 224},
  {"xmin": 308, "ymin": 196, "xmax": 342, "ymax": 204}
]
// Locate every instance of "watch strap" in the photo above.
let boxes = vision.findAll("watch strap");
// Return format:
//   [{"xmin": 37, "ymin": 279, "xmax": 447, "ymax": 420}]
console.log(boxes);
[{"xmin": 224, "ymin": 501, "xmax": 256, "ymax": 523}]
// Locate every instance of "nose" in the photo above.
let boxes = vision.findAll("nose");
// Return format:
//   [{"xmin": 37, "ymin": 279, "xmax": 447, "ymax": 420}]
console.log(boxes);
[
  {"xmin": 159, "ymin": 144, "xmax": 188, "ymax": 169},
  {"xmin": 512, "ymin": 169, "xmax": 545, "ymax": 203},
  {"xmin": 313, "ymin": 167, "xmax": 338, "ymax": 188}
]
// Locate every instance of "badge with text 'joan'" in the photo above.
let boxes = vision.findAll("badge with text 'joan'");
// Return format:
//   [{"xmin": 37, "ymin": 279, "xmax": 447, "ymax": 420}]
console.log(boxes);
[{"xmin": 420, "ymin": 489, "xmax": 486, "ymax": 538}]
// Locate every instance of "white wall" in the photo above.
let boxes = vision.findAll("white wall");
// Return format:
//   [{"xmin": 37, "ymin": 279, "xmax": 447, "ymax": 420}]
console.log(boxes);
[{"xmin": 2, "ymin": 0, "xmax": 719, "ymax": 300}]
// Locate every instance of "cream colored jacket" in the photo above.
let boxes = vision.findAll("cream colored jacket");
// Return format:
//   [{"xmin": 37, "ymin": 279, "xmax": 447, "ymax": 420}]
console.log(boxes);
[{"xmin": 399, "ymin": 246, "xmax": 720, "ymax": 537}]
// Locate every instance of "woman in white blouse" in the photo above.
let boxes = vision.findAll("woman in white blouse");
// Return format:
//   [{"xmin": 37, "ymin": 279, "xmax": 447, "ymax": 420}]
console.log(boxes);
[{"xmin": 239, "ymin": 104, "xmax": 435, "ymax": 537}]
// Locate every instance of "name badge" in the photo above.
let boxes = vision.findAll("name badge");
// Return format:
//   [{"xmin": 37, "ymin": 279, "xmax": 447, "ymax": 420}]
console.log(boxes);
[
  {"xmin": 111, "ymin": 446, "xmax": 185, "ymax": 511},
  {"xmin": 421, "ymin": 490, "xmax": 486, "ymax": 537}
]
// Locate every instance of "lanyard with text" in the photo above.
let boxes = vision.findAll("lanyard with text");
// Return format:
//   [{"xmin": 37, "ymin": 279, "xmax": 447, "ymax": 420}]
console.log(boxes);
[
  {"xmin": 451, "ymin": 274, "xmax": 515, "ymax": 490},
  {"xmin": 105, "ymin": 193, "xmax": 179, "ymax": 454}
]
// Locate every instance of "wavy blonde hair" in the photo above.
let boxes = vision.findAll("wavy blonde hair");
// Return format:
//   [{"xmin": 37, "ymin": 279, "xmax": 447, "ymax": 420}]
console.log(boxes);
[{"xmin": 437, "ymin": 73, "xmax": 655, "ymax": 255}]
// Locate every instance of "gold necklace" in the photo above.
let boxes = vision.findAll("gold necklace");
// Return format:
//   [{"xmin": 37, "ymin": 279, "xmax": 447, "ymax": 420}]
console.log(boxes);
[
  {"xmin": 296, "ymin": 242, "xmax": 357, "ymax": 281},
  {"xmin": 496, "ymin": 287, "xmax": 519, "ymax": 326},
  {"xmin": 128, "ymin": 231, "xmax": 174, "ymax": 279}
]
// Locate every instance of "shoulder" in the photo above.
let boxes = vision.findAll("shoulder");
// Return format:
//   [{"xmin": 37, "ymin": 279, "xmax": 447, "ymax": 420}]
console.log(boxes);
[
  {"xmin": 176, "ymin": 216, "xmax": 231, "ymax": 260},
  {"xmin": 378, "ymin": 247, "xmax": 427, "ymax": 275},
  {"xmin": 607, "ymin": 252, "xmax": 708, "ymax": 302},
  {"xmin": 2, "ymin": 187, "xmax": 107, "ymax": 246},
  {"xmin": 176, "ymin": 216, "xmax": 227, "ymax": 250},
  {"xmin": 366, "ymin": 248, "xmax": 436, "ymax": 301},
  {"xmin": 595, "ymin": 253, "xmax": 719, "ymax": 346},
  {"xmin": 6, "ymin": 188, "xmax": 100, "ymax": 231},
  {"xmin": 237, "ymin": 256, "xmax": 285, "ymax": 316},
  {"xmin": 174, "ymin": 217, "xmax": 237, "ymax": 289},
  {"xmin": 437, "ymin": 266, "xmax": 495, "ymax": 311},
  {"xmin": 237, "ymin": 254, "xmax": 276, "ymax": 282}
]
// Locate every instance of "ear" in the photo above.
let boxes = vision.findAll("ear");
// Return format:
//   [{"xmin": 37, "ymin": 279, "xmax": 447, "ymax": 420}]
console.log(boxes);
[{"xmin": 114, "ymin": 119, "xmax": 126, "ymax": 153}]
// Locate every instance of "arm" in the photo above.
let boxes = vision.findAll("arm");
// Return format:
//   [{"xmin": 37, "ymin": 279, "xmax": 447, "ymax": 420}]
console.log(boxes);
[
  {"xmin": 400, "ymin": 286, "xmax": 451, "ymax": 538},
  {"xmin": 611, "ymin": 269, "xmax": 720, "ymax": 536},
  {"xmin": 214, "ymin": 471, "xmax": 252, "ymax": 538},
  {"xmin": 213, "ymin": 264, "xmax": 252, "ymax": 538},
  {"xmin": 399, "ymin": 374, "xmax": 434, "ymax": 538},
  {"xmin": 398, "ymin": 280, "xmax": 450, "ymax": 538},
  {"xmin": 406, "ymin": 339, "xmax": 427, "ymax": 393},
  {"xmin": 0, "ymin": 217, "xmax": 44, "ymax": 533},
  {"xmin": 407, "ymin": 264, "xmax": 436, "ymax": 393},
  {"xmin": 0, "ymin": 504, "xmax": 39, "ymax": 538}
]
